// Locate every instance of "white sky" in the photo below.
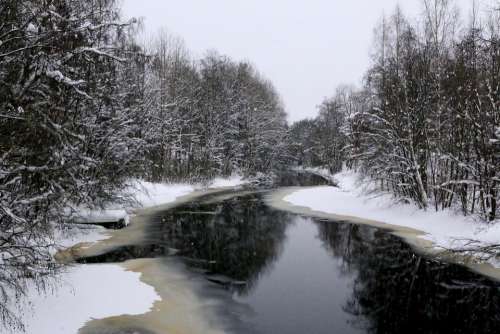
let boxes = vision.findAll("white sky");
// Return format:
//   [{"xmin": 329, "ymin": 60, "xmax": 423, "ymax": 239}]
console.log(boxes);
[{"xmin": 121, "ymin": 0, "xmax": 475, "ymax": 122}]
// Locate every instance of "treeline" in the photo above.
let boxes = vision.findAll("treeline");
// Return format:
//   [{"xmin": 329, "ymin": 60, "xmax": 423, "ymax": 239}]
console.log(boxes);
[
  {"xmin": 0, "ymin": 0, "xmax": 287, "ymax": 330},
  {"xmin": 140, "ymin": 35, "xmax": 288, "ymax": 182},
  {"xmin": 288, "ymin": 85, "xmax": 355, "ymax": 173},
  {"xmin": 294, "ymin": 0, "xmax": 499, "ymax": 221}
]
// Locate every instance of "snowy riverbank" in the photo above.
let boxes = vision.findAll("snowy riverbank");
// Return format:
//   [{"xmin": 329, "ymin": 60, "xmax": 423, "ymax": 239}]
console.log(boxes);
[
  {"xmin": 15, "ymin": 176, "xmax": 245, "ymax": 334},
  {"xmin": 281, "ymin": 170, "xmax": 500, "ymax": 268},
  {"xmin": 18, "ymin": 264, "xmax": 160, "ymax": 334},
  {"xmin": 71, "ymin": 175, "xmax": 245, "ymax": 226}
]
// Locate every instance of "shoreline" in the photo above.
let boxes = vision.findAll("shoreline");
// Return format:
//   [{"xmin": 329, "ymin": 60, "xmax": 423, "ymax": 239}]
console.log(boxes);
[
  {"xmin": 79, "ymin": 258, "xmax": 228, "ymax": 334},
  {"xmin": 265, "ymin": 186, "xmax": 500, "ymax": 282},
  {"xmin": 70, "ymin": 185, "xmax": 253, "ymax": 334},
  {"xmin": 18, "ymin": 180, "xmax": 246, "ymax": 334},
  {"xmin": 19, "ymin": 173, "xmax": 499, "ymax": 333}
]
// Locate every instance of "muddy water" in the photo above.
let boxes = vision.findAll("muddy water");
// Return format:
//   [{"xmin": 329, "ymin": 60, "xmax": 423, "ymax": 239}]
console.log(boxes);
[{"xmin": 75, "ymin": 174, "xmax": 500, "ymax": 334}]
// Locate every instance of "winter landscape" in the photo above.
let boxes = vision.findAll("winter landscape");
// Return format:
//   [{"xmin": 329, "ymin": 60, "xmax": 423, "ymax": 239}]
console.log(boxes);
[{"xmin": 0, "ymin": 0, "xmax": 499, "ymax": 333}]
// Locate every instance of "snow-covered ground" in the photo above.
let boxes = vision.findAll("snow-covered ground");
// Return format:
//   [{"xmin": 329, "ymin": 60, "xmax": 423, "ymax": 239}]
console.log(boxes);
[
  {"xmin": 72, "ymin": 176, "xmax": 245, "ymax": 225},
  {"xmin": 282, "ymin": 170, "xmax": 500, "ymax": 267},
  {"xmin": 18, "ymin": 264, "xmax": 160, "ymax": 334},
  {"xmin": 72, "ymin": 182, "xmax": 195, "ymax": 225},
  {"xmin": 209, "ymin": 175, "xmax": 246, "ymax": 188},
  {"xmin": 14, "ymin": 176, "xmax": 245, "ymax": 334}
]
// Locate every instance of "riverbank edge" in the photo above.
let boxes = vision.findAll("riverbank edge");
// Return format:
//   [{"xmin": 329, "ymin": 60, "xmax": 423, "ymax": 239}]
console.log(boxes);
[
  {"xmin": 17, "ymin": 178, "xmax": 247, "ymax": 334},
  {"xmin": 58, "ymin": 184, "xmax": 246, "ymax": 261},
  {"xmin": 265, "ymin": 186, "xmax": 500, "ymax": 282},
  {"xmin": 69, "ymin": 184, "xmax": 251, "ymax": 334}
]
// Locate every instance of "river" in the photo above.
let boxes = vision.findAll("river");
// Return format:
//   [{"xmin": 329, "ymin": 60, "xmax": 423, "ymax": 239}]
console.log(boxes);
[{"xmin": 74, "ymin": 172, "xmax": 500, "ymax": 334}]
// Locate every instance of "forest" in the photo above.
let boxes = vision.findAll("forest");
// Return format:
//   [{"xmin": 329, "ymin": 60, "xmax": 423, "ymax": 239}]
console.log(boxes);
[
  {"xmin": 291, "ymin": 1, "xmax": 499, "ymax": 222},
  {"xmin": 0, "ymin": 0, "xmax": 289, "ymax": 328},
  {"xmin": 0, "ymin": 0, "xmax": 499, "ymax": 332}
]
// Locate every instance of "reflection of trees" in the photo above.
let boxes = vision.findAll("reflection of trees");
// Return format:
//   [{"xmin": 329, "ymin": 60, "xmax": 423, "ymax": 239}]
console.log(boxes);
[
  {"xmin": 77, "ymin": 193, "xmax": 290, "ymax": 295},
  {"xmin": 77, "ymin": 244, "xmax": 169, "ymax": 264},
  {"xmin": 316, "ymin": 221, "xmax": 500, "ymax": 334},
  {"xmin": 275, "ymin": 170, "xmax": 331, "ymax": 187},
  {"xmin": 156, "ymin": 194, "xmax": 290, "ymax": 295}
]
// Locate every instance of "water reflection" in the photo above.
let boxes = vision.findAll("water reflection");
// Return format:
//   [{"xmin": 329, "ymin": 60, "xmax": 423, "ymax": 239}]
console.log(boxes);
[
  {"xmin": 151, "ymin": 194, "xmax": 291, "ymax": 294},
  {"xmin": 78, "ymin": 191, "xmax": 500, "ymax": 334},
  {"xmin": 316, "ymin": 221, "xmax": 500, "ymax": 334},
  {"xmin": 272, "ymin": 170, "xmax": 332, "ymax": 187}
]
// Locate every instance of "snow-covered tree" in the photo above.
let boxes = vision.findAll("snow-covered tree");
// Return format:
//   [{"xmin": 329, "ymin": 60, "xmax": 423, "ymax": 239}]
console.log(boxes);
[
  {"xmin": 0, "ymin": 0, "xmax": 145, "ymax": 329},
  {"xmin": 340, "ymin": 2, "xmax": 499, "ymax": 219}
]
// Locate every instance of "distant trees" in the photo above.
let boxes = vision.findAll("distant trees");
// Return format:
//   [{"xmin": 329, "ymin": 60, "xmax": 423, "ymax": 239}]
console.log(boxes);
[
  {"xmin": 288, "ymin": 86, "xmax": 354, "ymax": 173},
  {"xmin": 302, "ymin": 0, "xmax": 499, "ymax": 221},
  {"xmin": 288, "ymin": 119, "xmax": 322, "ymax": 167},
  {"xmin": 141, "ymin": 35, "xmax": 289, "ymax": 182}
]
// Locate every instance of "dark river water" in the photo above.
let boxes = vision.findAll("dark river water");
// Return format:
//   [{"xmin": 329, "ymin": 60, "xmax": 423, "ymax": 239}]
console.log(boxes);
[{"xmin": 79, "ymin": 172, "xmax": 500, "ymax": 334}]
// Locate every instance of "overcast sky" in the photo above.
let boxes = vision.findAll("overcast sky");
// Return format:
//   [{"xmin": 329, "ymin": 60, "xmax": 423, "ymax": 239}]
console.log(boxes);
[{"xmin": 122, "ymin": 0, "xmax": 474, "ymax": 122}]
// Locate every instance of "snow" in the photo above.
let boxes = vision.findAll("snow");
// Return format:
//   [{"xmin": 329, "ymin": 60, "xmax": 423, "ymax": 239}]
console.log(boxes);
[
  {"xmin": 292, "ymin": 166, "xmax": 337, "ymax": 184},
  {"xmin": 46, "ymin": 70, "xmax": 85, "ymax": 86},
  {"xmin": 26, "ymin": 23, "xmax": 37, "ymax": 34},
  {"xmin": 72, "ymin": 181, "xmax": 195, "ymax": 225},
  {"xmin": 53, "ymin": 224, "xmax": 110, "ymax": 250},
  {"xmin": 12, "ymin": 177, "xmax": 246, "ymax": 334},
  {"xmin": 73, "ymin": 177, "xmax": 245, "ymax": 225},
  {"xmin": 208, "ymin": 175, "xmax": 245, "ymax": 188},
  {"xmin": 72, "ymin": 208, "xmax": 128, "ymax": 223},
  {"xmin": 16, "ymin": 264, "xmax": 160, "ymax": 334},
  {"xmin": 133, "ymin": 181, "xmax": 195, "ymax": 207},
  {"xmin": 282, "ymin": 170, "xmax": 500, "ymax": 266}
]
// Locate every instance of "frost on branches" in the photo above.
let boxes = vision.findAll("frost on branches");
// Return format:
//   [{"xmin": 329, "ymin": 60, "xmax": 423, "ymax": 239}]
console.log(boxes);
[
  {"xmin": 292, "ymin": 2, "xmax": 499, "ymax": 222},
  {"xmin": 0, "ymin": 0, "xmax": 143, "ymax": 330},
  {"xmin": 0, "ymin": 1, "xmax": 291, "ymax": 331}
]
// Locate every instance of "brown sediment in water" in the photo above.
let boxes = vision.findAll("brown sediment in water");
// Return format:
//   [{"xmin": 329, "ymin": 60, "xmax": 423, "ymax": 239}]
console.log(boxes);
[
  {"xmin": 79, "ymin": 258, "xmax": 227, "ymax": 334},
  {"xmin": 57, "ymin": 187, "xmax": 241, "ymax": 263},
  {"xmin": 57, "ymin": 187, "xmax": 246, "ymax": 334},
  {"xmin": 62, "ymin": 184, "xmax": 500, "ymax": 333},
  {"xmin": 265, "ymin": 186, "xmax": 500, "ymax": 282}
]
